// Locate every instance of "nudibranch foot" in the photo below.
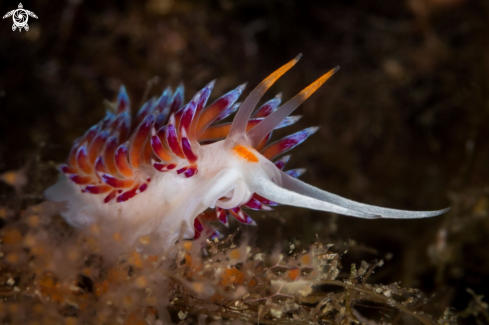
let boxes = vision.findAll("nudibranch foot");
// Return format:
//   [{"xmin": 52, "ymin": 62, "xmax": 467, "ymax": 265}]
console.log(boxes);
[{"xmin": 45, "ymin": 54, "xmax": 449, "ymax": 250}]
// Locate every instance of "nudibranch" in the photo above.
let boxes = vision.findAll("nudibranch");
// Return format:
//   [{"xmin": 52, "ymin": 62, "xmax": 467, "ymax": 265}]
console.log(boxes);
[{"xmin": 45, "ymin": 55, "xmax": 449, "ymax": 248}]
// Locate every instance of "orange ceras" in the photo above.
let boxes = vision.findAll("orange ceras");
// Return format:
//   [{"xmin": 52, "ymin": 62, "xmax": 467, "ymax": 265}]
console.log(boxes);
[{"xmin": 233, "ymin": 145, "xmax": 259, "ymax": 163}]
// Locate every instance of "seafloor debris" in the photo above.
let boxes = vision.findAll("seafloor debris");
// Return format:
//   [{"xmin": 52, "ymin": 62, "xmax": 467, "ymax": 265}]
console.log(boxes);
[
  {"xmin": 0, "ymin": 167, "xmax": 28, "ymax": 194},
  {"xmin": 0, "ymin": 201, "xmax": 453, "ymax": 325}
]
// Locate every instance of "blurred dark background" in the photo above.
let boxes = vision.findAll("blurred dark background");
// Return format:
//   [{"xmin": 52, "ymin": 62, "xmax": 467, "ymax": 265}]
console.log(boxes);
[{"xmin": 1, "ymin": 0, "xmax": 488, "ymax": 323}]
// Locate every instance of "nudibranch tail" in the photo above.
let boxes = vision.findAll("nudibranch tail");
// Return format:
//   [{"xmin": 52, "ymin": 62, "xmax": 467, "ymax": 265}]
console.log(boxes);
[{"xmin": 45, "ymin": 54, "xmax": 449, "ymax": 249}]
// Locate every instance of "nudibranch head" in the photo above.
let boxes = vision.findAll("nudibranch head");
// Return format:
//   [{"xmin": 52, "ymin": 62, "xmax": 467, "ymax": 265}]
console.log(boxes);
[{"xmin": 45, "ymin": 54, "xmax": 449, "ymax": 249}]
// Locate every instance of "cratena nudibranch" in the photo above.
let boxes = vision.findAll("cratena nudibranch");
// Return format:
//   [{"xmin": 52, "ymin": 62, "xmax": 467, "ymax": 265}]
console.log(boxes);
[{"xmin": 45, "ymin": 55, "xmax": 449, "ymax": 248}]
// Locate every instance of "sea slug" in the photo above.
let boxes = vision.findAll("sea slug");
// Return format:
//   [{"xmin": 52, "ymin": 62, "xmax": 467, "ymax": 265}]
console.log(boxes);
[{"xmin": 45, "ymin": 55, "xmax": 449, "ymax": 248}]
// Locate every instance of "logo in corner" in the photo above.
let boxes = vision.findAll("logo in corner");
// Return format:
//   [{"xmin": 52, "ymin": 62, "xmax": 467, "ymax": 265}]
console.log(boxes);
[{"xmin": 3, "ymin": 3, "xmax": 38, "ymax": 32}]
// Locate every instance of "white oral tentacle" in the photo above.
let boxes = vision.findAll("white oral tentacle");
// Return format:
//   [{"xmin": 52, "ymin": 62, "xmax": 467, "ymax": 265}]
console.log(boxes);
[
  {"xmin": 248, "ymin": 172, "xmax": 379, "ymax": 219},
  {"xmin": 202, "ymin": 168, "xmax": 251, "ymax": 209},
  {"xmin": 280, "ymin": 171, "xmax": 450, "ymax": 219},
  {"xmin": 217, "ymin": 178, "xmax": 252, "ymax": 209},
  {"xmin": 202, "ymin": 169, "xmax": 239, "ymax": 208}
]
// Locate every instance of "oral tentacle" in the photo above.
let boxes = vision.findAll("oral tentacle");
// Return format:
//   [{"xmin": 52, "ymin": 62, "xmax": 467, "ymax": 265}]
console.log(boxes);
[
  {"xmin": 247, "ymin": 66, "xmax": 339, "ymax": 147},
  {"xmin": 217, "ymin": 178, "xmax": 250, "ymax": 209},
  {"xmin": 226, "ymin": 54, "xmax": 302, "ymax": 142},
  {"xmin": 202, "ymin": 169, "xmax": 241, "ymax": 209},
  {"xmin": 202, "ymin": 168, "xmax": 252, "ymax": 210},
  {"xmin": 280, "ymin": 171, "xmax": 450, "ymax": 219},
  {"xmin": 249, "ymin": 174, "xmax": 379, "ymax": 219}
]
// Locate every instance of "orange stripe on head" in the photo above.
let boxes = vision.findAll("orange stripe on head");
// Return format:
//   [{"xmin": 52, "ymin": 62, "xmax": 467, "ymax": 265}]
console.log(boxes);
[{"xmin": 233, "ymin": 145, "xmax": 259, "ymax": 163}]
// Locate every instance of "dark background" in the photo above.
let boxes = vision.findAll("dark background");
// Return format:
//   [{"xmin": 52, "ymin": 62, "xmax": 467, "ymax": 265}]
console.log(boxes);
[{"xmin": 1, "ymin": 0, "xmax": 488, "ymax": 322}]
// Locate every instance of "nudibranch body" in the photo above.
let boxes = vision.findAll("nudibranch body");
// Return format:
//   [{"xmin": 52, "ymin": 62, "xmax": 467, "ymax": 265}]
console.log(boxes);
[{"xmin": 45, "ymin": 55, "xmax": 449, "ymax": 248}]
